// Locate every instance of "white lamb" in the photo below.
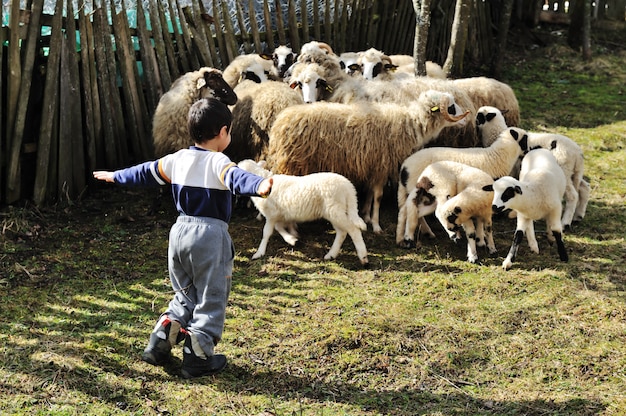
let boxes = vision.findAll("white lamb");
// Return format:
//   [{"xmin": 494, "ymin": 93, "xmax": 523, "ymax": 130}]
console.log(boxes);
[
  {"xmin": 476, "ymin": 105, "xmax": 590, "ymax": 227},
  {"xmin": 237, "ymin": 159, "xmax": 369, "ymax": 265},
  {"xmin": 396, "ymin": 127, "xmax": 526, "ymax": 245},
  {"xmin": 271, "ymin": 45, "xmax": 297, "ymax": 80},
  {"xmin": 403, "ymin": 161, "xmax": 496, "ymax": 262},
  {"xmin": 152, "ymin": 67, "xmax": 237, "ymax": 157},
  {"xmin": 222, "ymin": 53, "xmax": 274, "ymax": 88},
  {"xmin": 484, "ymin": 148, "xmax": 569, "ymax": 270}
]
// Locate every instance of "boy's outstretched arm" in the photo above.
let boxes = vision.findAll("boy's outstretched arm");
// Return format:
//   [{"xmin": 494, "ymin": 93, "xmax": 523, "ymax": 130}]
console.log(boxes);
[{"xmin": 93, "ymin": 171, "xmax": 115, "ymax": 183}]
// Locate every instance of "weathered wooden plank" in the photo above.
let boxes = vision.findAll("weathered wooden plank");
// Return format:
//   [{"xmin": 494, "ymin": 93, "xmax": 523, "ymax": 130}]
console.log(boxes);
[
  {"xmin": 156, "ymin": 0, "xmax": 180, "ymax": 80},
  {"xmin": 112, "ymin": 0, "xmax": 152, "ymax": 161},
  {"xmin": 34, "ymin": 0, "xmax": 63, "ymax": 205},
  {"xmin": 167, "ymin": 0, "xmax": 191, "ymax": 74},
  {"xmin": 7, "ymin": 0, "xmax": 21, "ymax": 146},
  {"xmin": 148, "ymin": 0, "xmax": 172, "ymax": 90},
  {"xmin": 177, "ymin": 3, "xmax": 201, "ymax": 70},
  {"xmin": 287, "ymin": 0, "xmax": 300, "ymax": 50},
  {"xmin": 220, "ymin": 0, "xmax": 239, "ymax": 61},
  {"xmin": 300, "ymin": 0, "xmax": 309, "ymax": 44},
  {"xmin": 136, "ymin": 0, "xmax": 162, "ymax": 113},
  {"xmin": 235, "ymin": 0, "xmax": 252, "ymax": 53},
  {"xmin": 198, "ymin": 0, "xmax": 219, "ymax": 68},
  {"xmin": 7, "ymin": 0, "xmax": 44, "ymax": 202},
  {"xmin": 274, "ymin": 0, "xmax": 287, "ymax": 46},
  {"xmin": 263, "ymin": 0, "xmax": 274, "ymax": 50},
  {"xmin": 184, "ymin": 0, "xmax": 214, "ymax": 67},
  {"xmin": 248, "ymin": 0, "xmax": 263, "ymax": 52},
  {"xmin": 323, "ymin": 0, "xmax": 331, "ymax": 45}
]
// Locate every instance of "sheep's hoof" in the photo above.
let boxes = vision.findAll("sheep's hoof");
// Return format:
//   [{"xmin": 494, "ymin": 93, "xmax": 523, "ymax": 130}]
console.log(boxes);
[
  {"xmin": 468, "ymin": 256, "xmax": 478, "ymax": 263},
  {"xmin": 400, "ymin": 239, "xmax": 416, "ymax": 249},
  {"xmin": 502, "ymin": 259, "xmax": 513, "ymax": 270},
  {"xmin": 359, "ymin": 257, "xmax": 369, "ymax": 266}
]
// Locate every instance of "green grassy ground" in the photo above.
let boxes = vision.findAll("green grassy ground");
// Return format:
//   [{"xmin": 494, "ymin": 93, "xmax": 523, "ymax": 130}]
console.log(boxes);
[{"xmin": 1, "ymin": 23, "xmax": 625, "ymax": 416}]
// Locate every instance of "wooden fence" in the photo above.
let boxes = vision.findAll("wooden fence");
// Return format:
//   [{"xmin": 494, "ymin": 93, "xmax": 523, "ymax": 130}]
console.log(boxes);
[{"xmin": 0, "ymin": 0, "xmax": 503, "ymax": 206}]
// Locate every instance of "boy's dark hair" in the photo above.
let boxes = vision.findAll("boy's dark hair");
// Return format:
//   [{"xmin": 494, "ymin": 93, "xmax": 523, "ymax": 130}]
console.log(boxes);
[{"xmin": 188, "ymin": 97, "xmax": 233, "ymax": 144}]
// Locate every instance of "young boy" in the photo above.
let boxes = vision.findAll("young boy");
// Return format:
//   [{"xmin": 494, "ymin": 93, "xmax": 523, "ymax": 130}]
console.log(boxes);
[{"xmin": 93, "ymin": 98, "xmax": 272, "ymax": 378}]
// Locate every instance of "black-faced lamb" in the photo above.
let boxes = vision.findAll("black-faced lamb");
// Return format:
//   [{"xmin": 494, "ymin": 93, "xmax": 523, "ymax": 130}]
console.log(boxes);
[
  {"xmin": 484, "ymin": 148, "xmax": 569, "ymax": 270},
  {"xmin": 396, "ymin": 127, "xmax": 526, "ymax": 245},
  {"xmin": 237, "ymin": 159, "xmax": 369, "ymax": 265},
  {"xmin": 403, "ymin": 161, "xmax": 496, "ymax": 263},
  {"xmin": 476, "ymin": 105, "xmax": 590, "ymax": 226},
  {"xmin": 152, "ymin": 67, "xmax": 237, "ymax": 157},
  {"xmin": 266, "ymin": 90, "xmax": 470, "ymax": 234},
  {"xmin": 271, "ymin": 45, "xmax": 297, "ymax": 79}
]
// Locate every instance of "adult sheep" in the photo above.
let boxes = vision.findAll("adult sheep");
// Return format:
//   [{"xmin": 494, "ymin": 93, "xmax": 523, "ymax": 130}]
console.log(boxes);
[
  {"xmin": 396, "ymin": 127, "xmax": 526, "ymax": 245},
  {"xmin": 226, "ymin": 80, "xmax": 304, "ymax": 162},
  {"xmin": 485, "ymin": 148, "xmax": 569, "ymax": 270},
  {"xmin": 152, "ymin": 67, "xmax": 237, "ymax": 157},
  {"xmin": 266, "ymin": 89, "xmax": 470, "ymax": 234},
  {"xmin": 238, "ymin": 159, "xmax": 369, "ymax": 265},
  {"xmin": 476, "ymin": 105, "xmax": 590, "ymax": 226}
]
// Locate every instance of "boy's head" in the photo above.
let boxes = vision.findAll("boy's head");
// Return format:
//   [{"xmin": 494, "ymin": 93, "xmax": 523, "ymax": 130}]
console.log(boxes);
[{"xmin": 188, "ymin": 97, "xmax": 233, "ymax": 144}]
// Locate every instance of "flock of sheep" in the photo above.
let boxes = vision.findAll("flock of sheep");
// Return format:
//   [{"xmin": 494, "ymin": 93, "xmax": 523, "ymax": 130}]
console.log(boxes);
[{"xmin": 149, "ymin": 41, "xmax": 590, "ymax": 270}]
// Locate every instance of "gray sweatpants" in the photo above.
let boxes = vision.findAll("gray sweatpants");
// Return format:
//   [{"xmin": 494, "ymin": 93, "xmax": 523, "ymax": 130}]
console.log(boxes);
[{"xmin": 163, "ymin": 216, "xmax": 233, "ymax": 357}]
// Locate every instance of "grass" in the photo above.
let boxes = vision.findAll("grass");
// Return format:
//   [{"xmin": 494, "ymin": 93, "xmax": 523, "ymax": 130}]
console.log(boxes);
[{"xmin": 1, "ymin": 23, "xmax": 626, "ymax": 415}]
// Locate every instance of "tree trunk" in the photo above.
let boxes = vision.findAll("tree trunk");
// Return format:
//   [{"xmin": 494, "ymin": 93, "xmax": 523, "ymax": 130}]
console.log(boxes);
[
  {"xmin": 412, "ymin": 0, "xmax": 432, "ymax": 76},
  {"xmin": 568, "ymin": 0, "xmax": 592, "ymax": 61},
  {"xmin": 443, "ymin": 0, "xmax": 470, "ymax": 77},
  {"xmin": 490, "ymin": 0, "xmax": 515, "ymax": 78}
]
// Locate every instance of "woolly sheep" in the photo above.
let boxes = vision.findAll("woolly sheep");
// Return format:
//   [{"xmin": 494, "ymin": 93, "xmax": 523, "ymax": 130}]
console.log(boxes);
[
  {"xmin": 288, "ymin": 61, "xmax": 478, "ymax": 147},
  {"xmin": 359, "ymin": 49, "xmax": 446, "ymax": 80},
  {"xmin": 484, "ymin": 148, "xmax": 569, "ymax": 270},
  {"xmin": 152, "ymin": 67, "xmax": 237, "ymax": 157},
  {"xmin": 339, "ymin": 51, "xmax": 361, "ymax": 75},
  {"xmin": 222, "ymin": 53, "xmax": 274, "ymax": 88},
  {"xmin": 237, "ymin": 159, "xmax": 369, "ymax": 265},
  {"xmin": 396, "ymin": 127, "xmax": 526, "ymax": 245},
  {"xmin": 451, "ymin": 77, "xmax": 520, "ymax": 127},
  {"xmin": 403, "ymin": 161, "xmax": 496, "ymax": 264},
  {"xmin": 226, "ymin": 79, "xmax": 304, "ymax": 162},
  {"xmin": 476, "ymin": 105, "xmax": 590, "ymax": 226},
  {"xmin": 266, "ymin": 89, "xmax": 470, "ymax": 234}
]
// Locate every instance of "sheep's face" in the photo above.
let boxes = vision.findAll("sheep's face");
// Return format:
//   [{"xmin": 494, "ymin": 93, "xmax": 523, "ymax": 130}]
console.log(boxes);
[
  {"xmin": 240, "ymin": 62, "xmax": 269, "ymax": 84},
  {"xmin": 484, "ymin": 178, "xmax": 521, "ymax": 215},
  {"xmin": 199, "ymin": 70, "xmax": 238, "ymax": 105},
  {"xmin": 339, "ymin": 53, "xmax": 361, "ymax": 75},
  {"xmin": 411, "ymin": 177, "xmax": 437, "ymax": 217},
  {"xmin": 289, "ymin": 69, "xmax": 329, "ymax": 103},
  {"xmin": 272, "ymin": 46, "xmax": 296, "ymax": 78}
]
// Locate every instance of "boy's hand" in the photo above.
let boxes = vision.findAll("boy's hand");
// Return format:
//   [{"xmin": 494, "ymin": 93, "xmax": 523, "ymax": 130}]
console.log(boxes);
[
  {"xmin": 93, "ymin": 171, "xmax": 115, "ymax": 183},
  {"xmin": 258, "ymin": 177, "xmax": 273, "ymax": 198}
]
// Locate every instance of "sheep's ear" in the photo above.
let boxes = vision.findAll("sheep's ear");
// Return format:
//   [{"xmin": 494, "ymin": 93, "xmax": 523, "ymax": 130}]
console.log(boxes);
[
  {"xmin": 196, "ymin": 77, "xmax": 207, "ymax": 90},
  {"xmin": 289, "ymin": 81, "xmax": 299, "ymax": 89},
  {"xmin": 430, "ymin": 106, "xmax": 440, "ymax": 113},
  {"xmin": 340, "ymin": 61, "xmax": 346, "ymax": 69},
  {"xmin": 482, "ymin": 184, "xmax": 493, "ymax": 192},
  {"xmin": 486, "ymin": 113, "xmax": 496, "ymax": 122},
  {"xmin": 515, "ymin": 185, "xmax": 522, "ymax": 195},
  {"xmin": 259, "ymin": 53, "xmax": 273, "ymax": 60},
  {"xmin": 385, "ymin": 63, "xmax": 398, "ymax": 72},
  {"xmin": 550, "ymin": 140, "xmax": 557, "ymax": 150},
  {"xmin": 509, "ymin": 128, "xmax": 519, "ymax": 140},
  {"xmin": 454, "ymin": 206, "xmax": 462, "ymax": 214},
  {"xmin": 348, "ymin": 63, "xmax": 361, "ymax": 72},
  {"xmin": 518, "ymin": 134, "xmax": 529, "ymax": 151},
  {"xmin": 417, "ymin": 176, "xmax": 434, "ymax": 191},
  {"xmin": 501, "ymin": 109, "xmax": 510, "ymax": 115}
]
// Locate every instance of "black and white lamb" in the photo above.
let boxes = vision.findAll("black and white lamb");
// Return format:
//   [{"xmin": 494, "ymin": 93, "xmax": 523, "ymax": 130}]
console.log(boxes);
[{"xmin": 484, "ymin": 148, "xmax": 569, "ymax": 270}]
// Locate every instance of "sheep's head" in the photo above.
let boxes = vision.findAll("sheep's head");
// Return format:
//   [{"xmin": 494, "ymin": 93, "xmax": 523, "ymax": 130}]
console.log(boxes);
[
  {"xmin": 430, "ymin": 92, "xmax": 471, "ymax": 125},
  {"xmin": 289, "ymin": 64, "xmax": 332, "ymax": 103},
  {"xmin": 197, "ymin": 68, "xmax": 238, "ymax": 105},
  {"xmin": 412, "ymin": 176, "xmax": 438, "ymax": 217},
  {"xmin": 505, "ymin": 127, "xmax": 529, "ymax": 153},
  {"xmin": 358, "ymin": 48, "xmax": 397, "ymax": 80},
  {"xmin": 483, "ymin": 177, "xmax": 521, "ymax": 215},
  {"xmin": 271, "ymin": 45, "xmax": 297, "ymax": 78}
]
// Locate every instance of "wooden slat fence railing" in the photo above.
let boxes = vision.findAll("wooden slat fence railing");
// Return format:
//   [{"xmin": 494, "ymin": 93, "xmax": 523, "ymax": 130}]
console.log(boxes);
[{"xmin": 0, "ymin": 0, "xmax": 504, "ymax": 206}]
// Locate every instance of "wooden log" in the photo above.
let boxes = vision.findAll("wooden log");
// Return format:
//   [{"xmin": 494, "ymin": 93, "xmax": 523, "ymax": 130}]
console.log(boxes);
[
  {"xmin": 167, "ymin": 0, "xmax": 191, "ymax": 74},
  {"xmin": 235, "ymin": 0, "xmax": 253, "ymax": 53},
  {"xmin": 312, "ymin": 0, "xmax": 320, "ymax": 40},
  {"xmin": 248, "ymin": 0, "xmax": 263, "ymax": 52},
  {"xmin": 274, "ymin": 0, "xmax": 287, "ymax": 46},
  {"xmin": 210, "ymin": 0, "xmax": 228, "ymax": 66},
  {"xmin": 263, "ymin": 0, "xmax": 274, "ymax": 49},
  {"xmin": 323, "ymin": 0, "xmax": 331, "ymax": 44},
  {"xmin": 7, "ymin": 0, "xmax": 21, "ymax": 145},
  {"xmin": 148, "ymin": 0, "xmax": 172, "ymax": 90},
  {"xmin": 7, "ymin": 0, "xmax": 43, "ymax": 202},
  {"xmin": 177, "ymin": 3, "xmax": 201, "ymax": 70},
  {"xmin": 136, "ymin": 0, "xmax": 162, "ymax": 112},
  {"xmin": 34, "ymin": 0, "xmax": 64, "ymax": 205},
  {"xmin": 220, "ymin": 0, "xmax": 238, "ymax": 61},
  {"xmin": 198, "ymin": 0, "xmax": 220, "ymax": 68},
  {"xmin": 287, "ymin": 0, "xmax": 300, "ymax": 50},
  {"xmin": 157, "ymin": 0, "xmax": 180, "ymax": 80},
  {"xmin": 0, "ymin": 1, "xmax": 3, "ymax": 201},
  {"xmin": 300, "ymin": 0, "xmax": 309, "ymax": 43}
]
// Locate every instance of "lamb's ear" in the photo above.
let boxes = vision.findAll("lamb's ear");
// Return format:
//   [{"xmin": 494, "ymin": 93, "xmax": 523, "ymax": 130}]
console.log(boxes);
[
  {"xmin": 486, "ymin": 113, "xmax": 497, "ymax": 122},
  {"xmin": 259, "ymin": 53, "xmax": 273, "ymax": 60},
  {"xmin": 518, "ymin": 133, "xmax": 529, "ymax": 151},
  {"xmin": 550, "ymin": 140, "xmax": 557, "ymax": 150},
  {"xmin": 454, "ymin": 206, "xmax": 462, "ymax": 214},
  {"xmin": 515, "ymin": 185, "xmax": 522, "ymax": 195},
  {"xmin": 416, "ymin": 176, "xmax": 434, "ymax": 191},
  {"xmin": 482, "ymin": 184, "xmax": 494, "ymax": 192},
  {"xmin": 509, "ymin": 128, "xmax": 519, "ymax": 140}
]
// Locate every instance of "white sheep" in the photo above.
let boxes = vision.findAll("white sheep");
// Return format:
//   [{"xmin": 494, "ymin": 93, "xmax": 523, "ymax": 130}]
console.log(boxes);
[
  {"xmin": 222, "ymin": 53, "xmax": 274, "ymax": 88},
  {"xmin": 152, "ymin": 67, "xmax": 238, "ymax": 157},
  {"xmin": 237, "ymin": 159, "xmax": 369, "ymax": 265},
  {"xmin": 226, "ymin": 80, "xmax": 304, "ymax": 162},
  {"xmin": 476, "ymin": 105, "xmax": 590, "ymax": 226},
  {"xmin": 338, "ymin": 51, "xmax": 362, "ymax": 75},
  {"xmin": 359, "ymin": 49, "xmax": 446, "ymax": 80},
  {"xmin": 267, "ymin": 89, "xmax": 470, "ymax": 234},
  {"xmin": 271, "ymin": 45, "xmax": 297, "ymax": 80},
  {"xmin": 451, "ymin": 77, "xmax": 520, "ymax": 127},
  {"xmin": 484, "ymin": 148, "xmax": 569, "ymax": 270},
  {"xmin": 403, "ymin": 161, "xmax": 496, "ymax": 263},
  {"xmin": 396, "ymin": 127, "xmax": 526, "ymax": 245}
]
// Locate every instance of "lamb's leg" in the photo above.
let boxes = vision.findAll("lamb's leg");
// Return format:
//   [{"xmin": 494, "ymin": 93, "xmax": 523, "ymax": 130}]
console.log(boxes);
[
  {"xmin": 521, "ymin": 217, "xmax": 539, "ymax": 254},
  {"xmin": 483, "ymin": 217, "xmax": 497, "ymax": 254},
  {"xmin": 325, "ymin": 228, "xmax": 348, "ymax": 260},
  {"xmin": 553, "ymin": 230, "xmax": 568, "ymax": 262},
  {"xmin": 462, "ymin": 220, "xmax": 479, "ymax": 263},
  {"xmin": 574, "ymin": 179, "xmax": 590, "ymax": 222},
  {"xmin": 370, "ymin": 185, "xmax": 384, "ymax": 234},
  {"xmin": 275, "ymin": 222, "xmax": 298, "ymax": 246},
  {"xmin": 503, "ymin": 229, "xmax": 524, "ymax": 270},
  {"xmin": 361, "ymin": 189, "xmax": 373, "ymax": 225},
  {"xmin": 252, "ymin": 219, "xmax": 277, "ymax": 259},
  {"xmin": 474, "ymin": 217, "xmax": 486, "ymax": 248},
  {"xmin": 287, "ymin": 222, "xmax": 299, "ymax": 239},
  {"xmin": 561, "ymin": 181, "xmax": 579, "ymax": 229},
  {"xmin": 347, "ymin": 228, "xmax": 369, "ymax": 265},
  {"xmin": 547, "ymin": 215, "xmax": 568, "ymax": 262},
  {"xmin": 396, "ymin": 185, "xmax": 410, "ymax": 244}
]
